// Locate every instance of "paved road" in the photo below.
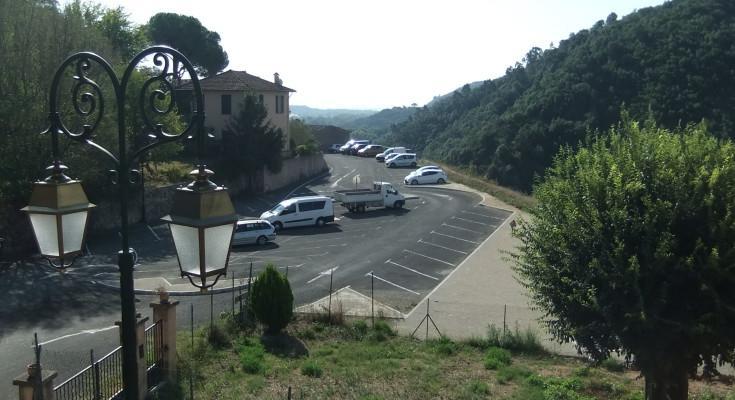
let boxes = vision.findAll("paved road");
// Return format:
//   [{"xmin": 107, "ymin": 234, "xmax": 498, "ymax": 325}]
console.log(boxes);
[{"xmin": 0, "ymin": 154, "xmax": 510, "ymax": 398}]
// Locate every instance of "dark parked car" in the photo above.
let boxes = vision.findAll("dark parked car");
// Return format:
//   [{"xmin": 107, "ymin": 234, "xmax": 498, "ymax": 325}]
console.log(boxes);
[
  {"xmin": 350, "ymin": 143, "xmax": 369, "ymax": 155},
  {"xmin": 357, "ymin": 144, "xmax": 385, "ymax": 157}
]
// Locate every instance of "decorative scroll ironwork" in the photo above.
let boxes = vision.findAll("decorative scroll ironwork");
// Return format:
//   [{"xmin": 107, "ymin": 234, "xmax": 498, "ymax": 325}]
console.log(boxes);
[{"xmin": 43, "ymin": 46, "xmax": 205, "ymax": 170}]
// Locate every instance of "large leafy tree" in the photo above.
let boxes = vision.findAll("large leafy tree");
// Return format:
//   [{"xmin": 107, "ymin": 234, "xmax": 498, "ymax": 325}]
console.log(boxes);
[
  {"xmin": 220, "ymin": 95, "xmax": 283, "ymax": 186},
  {"xmin": 513, "ymin": 117, "xmax": 735, "ymax": 400},
  {"xmin": 146, "ymin": 13, "xmax": 228, "ymax": 77}
]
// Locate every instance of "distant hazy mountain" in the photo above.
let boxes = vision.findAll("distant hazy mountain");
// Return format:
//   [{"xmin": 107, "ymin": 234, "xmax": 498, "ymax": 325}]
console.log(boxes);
[{"xmin": 290, "ymin": 105, "xmax": 376, "ymax": 127}]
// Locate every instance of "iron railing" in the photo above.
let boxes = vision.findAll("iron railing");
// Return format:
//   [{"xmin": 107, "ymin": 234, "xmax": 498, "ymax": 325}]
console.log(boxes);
[
  {"xmin": 54, "ymin": 346, "xmax": 123, "ymax": 400},
  {"xmin": 145, "ymin": 320, "xmax": 164, "ymax": 389}
]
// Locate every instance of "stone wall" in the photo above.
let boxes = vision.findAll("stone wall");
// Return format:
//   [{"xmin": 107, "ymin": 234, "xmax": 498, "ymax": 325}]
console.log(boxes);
[{"xmin": 262, "ymin": 153, "xmax": 328, "ymax": 193}]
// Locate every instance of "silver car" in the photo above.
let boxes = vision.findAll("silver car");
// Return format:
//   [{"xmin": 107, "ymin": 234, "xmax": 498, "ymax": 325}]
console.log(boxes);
[{"xmin": 232, "ymin": 219, "xmax": 276, "ymax": 246}]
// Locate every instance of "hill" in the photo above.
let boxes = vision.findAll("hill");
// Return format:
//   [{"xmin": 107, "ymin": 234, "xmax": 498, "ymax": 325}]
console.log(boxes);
[
  {"xmin": 290, "ymin": 105, "xmax": 376, "ymax": 127},
  {"xmin": 347, "ymin": 106, "xmax": 419, "ymax": 131},
  {"xmin": 389, "ymin": 0, "xmax": 735, "ymax": 191}
]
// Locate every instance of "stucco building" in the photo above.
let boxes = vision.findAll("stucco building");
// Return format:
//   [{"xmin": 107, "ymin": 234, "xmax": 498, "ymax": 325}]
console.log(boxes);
[{"xmin": 178, "ymin": 70, "xmax": 295, "ymax": 151}]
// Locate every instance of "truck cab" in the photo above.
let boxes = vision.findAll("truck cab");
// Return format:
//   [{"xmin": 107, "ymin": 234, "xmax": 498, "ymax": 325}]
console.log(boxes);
[{"xmin": 374, "ymin": 182, "xmax": 404, "ymax": 207}]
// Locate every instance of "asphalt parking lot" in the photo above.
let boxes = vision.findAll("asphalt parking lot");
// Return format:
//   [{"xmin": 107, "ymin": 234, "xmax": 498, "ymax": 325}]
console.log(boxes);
[{"xmin": 82, "ymin": 154, "xmax": 511, "ymax": 312}]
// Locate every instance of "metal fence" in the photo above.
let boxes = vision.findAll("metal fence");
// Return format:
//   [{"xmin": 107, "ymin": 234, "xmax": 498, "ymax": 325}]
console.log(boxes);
[
  {"xmin": 145, "ymin": 320, "xmax": 164, "ymax": 390},
  {"xmin": 54, "ymin": 346, "xmax": 123, "ymax": 400}
]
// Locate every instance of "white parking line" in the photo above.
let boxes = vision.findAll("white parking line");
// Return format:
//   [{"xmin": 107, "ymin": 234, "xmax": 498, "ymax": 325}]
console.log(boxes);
[
  {"xmin": 308, "ymin": 266, "xmax": 339, "ymax": 284},
  {"xmin": 403, "ymin": 249, "xmax": 455, "ymax": 266},
  {"xmin": 385, "ymin": 259, "xmax": 439, "ymax": 280},
  {"xmin": 366, "ymin": 271, "xmax": 420, "ymax": 295},
  {"xmin": 279, "ymin": 263, "xmax": 304, "ymax": 270},
  {"xmin": 451, "ymin": 216, "xmax": 490, "ymax": 226},
  {"xmin": 147, "ymin": 225, "xmax": 162, "ymax": 241},
  {"xmin": 246, "ymin": 205, "xmax": 256, "ymax": 212},
  {"xmin": 417, "ymin": 239, "xmax": 468, "ymax": 254},
  {"xmin": 442, "ymin": 223, "xmax": 483, "ymax": 234},
  {"xmin": 460, "ymin": 210, "xmax": 505, "ymax": 220},
  {"xmin": 330, "ymin": 168, "xmax": 357, "ymax": 188},
  {"xmin": 430, "ymin": 230, "xmax": 479, "ymax": 244}
]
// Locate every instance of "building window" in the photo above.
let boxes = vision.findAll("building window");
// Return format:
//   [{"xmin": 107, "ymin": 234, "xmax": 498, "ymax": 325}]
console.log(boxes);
[
  {"xmin": 221, "ymin": 94, "xmax": 231, "ymax": 115},
  {"xmin": 276, "ymin": 95, "xmax": 285, "ymax": 114}
]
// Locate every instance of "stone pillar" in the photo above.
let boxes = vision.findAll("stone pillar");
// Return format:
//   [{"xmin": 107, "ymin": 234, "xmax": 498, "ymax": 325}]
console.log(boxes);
[
  {"xmin": 115, "ymin": 315, "xmax": 149, "ymax": 400},
  {"xmin": 13, "ymin": 364, "xmax": 57, "ymax": 400},
  {"xmin": 150, "ymin": 293, "xmax": 179, "ymax": 380}
]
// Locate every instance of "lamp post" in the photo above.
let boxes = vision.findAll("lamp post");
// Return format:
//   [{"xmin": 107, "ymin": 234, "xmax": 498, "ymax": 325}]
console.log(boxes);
[{"xmin": 21, "ymin": 46, "xmax": 235, "ymax": 399}]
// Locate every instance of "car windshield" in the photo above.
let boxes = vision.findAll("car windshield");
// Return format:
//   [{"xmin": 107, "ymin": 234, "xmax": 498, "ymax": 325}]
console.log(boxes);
[{"xmin": 269, "ymin": 204, "xmax": 285, "ymax": 213}]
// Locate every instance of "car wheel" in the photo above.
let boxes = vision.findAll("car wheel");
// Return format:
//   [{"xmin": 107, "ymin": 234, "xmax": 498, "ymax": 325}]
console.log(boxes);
[
  {"xmin": 358, "ymin": 204, "xmax": 366, "ymax": 213},
  {"xmin": 437, "ymin": 178, "xmax": 445, "ymax": 184},
  {"xmin": 315, "ymin": 217, "xmax": 325, "ymax": 227},
  {"xmin": 393, "ymin": 201, "xmax": 403, "ymax": 209},
  {"xmin": 256, "ymin": 236, "xmax": 267, "ymax": 245},
  {"xmin": 410, "ymin": 162, "xmax": 417, "ymax": 167},
  {"xmin": 389, "ymin": 163, "xmax": 395, "ymax": 168},
  {"xmin": 411, "ymin": 179, "xmax": 418, "ymax": 185},
  {"xmin": 273, "ymin": 221, "xmax": 283, "ymax": 231}
]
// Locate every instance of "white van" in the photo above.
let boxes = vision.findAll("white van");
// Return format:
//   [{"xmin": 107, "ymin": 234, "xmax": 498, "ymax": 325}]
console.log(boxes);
[
  {"xmin": 259, "ymin": 196, "xmax": 334, "ymax": 230},
  {"xmin": 376, "ymin": 146, "xmax": 406, "ymax": 162}
]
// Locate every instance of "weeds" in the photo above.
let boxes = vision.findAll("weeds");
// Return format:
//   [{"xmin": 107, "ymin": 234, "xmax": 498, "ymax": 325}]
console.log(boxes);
[
  {"xmin": 239, "ymin": 338, "xmax": 266, "ymax": 374},
  {"xmin": 486, "ymin": 323, "xmax": 545, "ymax": 354},
  {"xmin": 301, "ymin": 360, "xmax": 323, "ymax": 377},
  {"xmin": 484, "ymin": 346, "xmax": 512, "ymax": 370}
]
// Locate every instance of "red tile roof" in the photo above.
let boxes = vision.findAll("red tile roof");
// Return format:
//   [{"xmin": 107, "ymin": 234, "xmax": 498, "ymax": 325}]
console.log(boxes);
[{"xmin": 179, "ymin": 70, "xmax": 295, "ymax": 92}]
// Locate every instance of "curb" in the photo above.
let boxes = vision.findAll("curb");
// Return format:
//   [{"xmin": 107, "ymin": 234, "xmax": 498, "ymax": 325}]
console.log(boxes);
[{"xmin": 90, "ymin": 279, "xmax": 251, "ymax": 297}]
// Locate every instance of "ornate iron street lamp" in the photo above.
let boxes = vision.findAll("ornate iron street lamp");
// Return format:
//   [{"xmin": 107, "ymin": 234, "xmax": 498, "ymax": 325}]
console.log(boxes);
[{"xmin": 21, "ymin": 46, "xmax": 235, "ymax": 400}]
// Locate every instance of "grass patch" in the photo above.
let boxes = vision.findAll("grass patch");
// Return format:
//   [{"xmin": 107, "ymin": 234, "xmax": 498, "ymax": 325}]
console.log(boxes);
[
  {"xmin": 484, "ymin": 346, "xmax": 512, "ymax": 370},
  {"xmin": 301, "ymin": 360, "xmax": 323, "ymax": 377},
  {"xmin": 422, "ymin": 158, "xmax": 537, "ymax": 211},
  {"xmin": 164, "ymin": 318, "xmax": 735, "ymax": 400},
  {"xmin": 486, "ymin": 323, "xmax": 546, "ymax": 354}
]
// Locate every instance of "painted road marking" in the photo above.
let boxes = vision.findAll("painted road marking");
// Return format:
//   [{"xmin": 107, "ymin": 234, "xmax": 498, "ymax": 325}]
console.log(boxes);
[
  {"xmin": 403, "ymin": 249, "xmax": 455, "ymax": 266},
  {"xmin": 279, "ymin": 263, "xmax": 304, "ymax": 270},
  {"xmin": 460, "ymin": 210, "xmax": 505, "ymax": 220},
  {"xmin": 430, "ymin": 230, "xmax": 479, "ymax": 244},
  {"xmin": 246, "ymin": 205, "xmax": 256, "ymax": 212},
  {"xmin": 451, "ymin": 216, "xmax": 490, "ymax": 225},
  {"xmin": 331, "ymin": 168, "xmax": 357, "ymax": 188},
  {"xmin": 366, "ymin": 271, "xmax": 420, "ymax": 295},
  {"xmin": 307, "ymin": 266, "xmax": 339, "ymax": 284},
  {"xmin": 39, "ymin": 325, "xmax": 118, "ymax": 347},
  {"xmin": 417, "ymin": 239, "xmax": 468, "ymax": 254},
  {"xmin": 386, "ymin": 259, "xmax": 439, "ymax": 280},
  {"xmin": 442, "ymin": 223, "xmax": 483, "ymax": 234}
]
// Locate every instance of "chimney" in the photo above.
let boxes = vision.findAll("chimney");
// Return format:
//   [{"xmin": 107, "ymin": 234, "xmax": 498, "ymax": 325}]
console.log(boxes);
[{"xmin": 274, "ymin": 72, "xmax": 283, "ymax": 86}]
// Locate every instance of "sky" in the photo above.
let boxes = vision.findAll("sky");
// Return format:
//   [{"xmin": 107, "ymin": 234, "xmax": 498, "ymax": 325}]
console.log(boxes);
[{"xmin": 70, "ymin": 0, "xmax": 666, "ymax": 110}]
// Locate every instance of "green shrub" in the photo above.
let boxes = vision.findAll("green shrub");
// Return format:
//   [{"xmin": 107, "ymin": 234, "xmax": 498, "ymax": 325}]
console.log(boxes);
[
  {"xmin": 353, "ymin": 320, "xmax": 369, "ymax": 337},
  {"xmin": 206, "ymin": 323, "xmax": 230, "ymax": 348},
  {"xmin": 464, "ymin": 380, "xmax": 490, "ymax": 396},
  {"xmin": 370, "ymin": 320, "xmax": 396, "ymax": 341},
  {"xmin": 600, "ymin": 357, "xmax": 625, "ymax": 372},
  {"xmin": 239, "ymin": 339, "xmax": 266, "ymax": 374},
  {"xmin": 301, "ymin": 360, "xmax": 323, "ymax": 377},
  {"xmin": 485, "ymin": 324, "xmax": 545, "ymax": 354},
  {"xmin": 250, "ymin": 264, "xmax": 294, "ymax": 334},
  {"xmin": 298, "ymin": 327, "xmax": 317, "ymax": 340},
  {"xmin": 542, "ymin": 377, "xmax": 593, "ymax": 400},
  {"xmin": 429, "ymin": 336, "xmax": 458, "ymax": 355},
  {"xmin": 484, "ymin": 347, "xmax": 512, "ymax": 370}
]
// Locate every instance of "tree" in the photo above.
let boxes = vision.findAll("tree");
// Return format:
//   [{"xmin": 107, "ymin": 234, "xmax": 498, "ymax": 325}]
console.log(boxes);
[
  {"xmin": 146, "ymin": 13, "xmax": 228, "ymax": 78},
  {"xmin": 512, "ymin": 117, "xmax": 735, "ymax": 400},
  {"xmin": 220, "ymin": 95, "xmax": 283, "ymax": 186},
  {"xmin": 250, "ymin": 264, "xmax": 293, "ymax": 334},
  {"xmin": 289, "ymin": 119, "xmax": 318, "ymax": 156}
]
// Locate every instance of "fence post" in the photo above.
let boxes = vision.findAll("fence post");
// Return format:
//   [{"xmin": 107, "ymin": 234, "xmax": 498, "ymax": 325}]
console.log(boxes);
[
  {"xmin": 371, "ymin": 273, "xmax": 374, "ymax": 328},
  {"xmin": 328, "ymin": 270, "xmax": 334, "ymax": 322},
  {"xmin": 150, "ymin": 292, "xmax": 179, "ymax": 380},
  {"xmin": 92, "ymin": 350, "xmax": 101, "ymax": 400},
  {"xmin": 12, "ymin": 334, "xmax": 57, "ymax": 400},
  {"xmin": 136, "ymin": 317, "xmax": 149, "ymax": 400}
]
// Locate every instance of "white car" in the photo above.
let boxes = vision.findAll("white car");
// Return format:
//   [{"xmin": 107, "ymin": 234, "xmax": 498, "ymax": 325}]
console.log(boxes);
[
  {"xmin": 260, "ymin": 196, "xmax": 335, "ymax": 230},
  {"xmin": 232, "ymin": 219, "xmax": 276, "ymax": 246},
  {"xmin": 405, "ymin": 169, "xmax": 448, "ymax": 185},
  {"xmin": 385, "ymin": 153, "xmax": 417, "ymax": 168}
]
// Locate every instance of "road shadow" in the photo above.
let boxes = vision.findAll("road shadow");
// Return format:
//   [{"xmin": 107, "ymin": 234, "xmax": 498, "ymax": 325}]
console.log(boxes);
[
  {"xmin": 338, "ymin": 208, "xmax": 410, "ymax": 220},
  {"xmin": 275, "ymin": 225, "xmax": 344, "ymax": 237},
  {"xmin": 0, "ymin": 259, "xmax": 120, "ymax": 338},
  {"xmin": 231, "ymin": 242, "xmax": 281, "ymax": 252}
]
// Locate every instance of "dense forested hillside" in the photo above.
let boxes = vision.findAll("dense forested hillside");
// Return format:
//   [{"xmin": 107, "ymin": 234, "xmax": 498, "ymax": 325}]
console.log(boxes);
[
  {"xmin": 347, "ymin": 106, "xmax": 418, "ymax": 131},
  {"xmin": 389, "ymin": 0, "xmax": 735, "ymax": 191}
]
